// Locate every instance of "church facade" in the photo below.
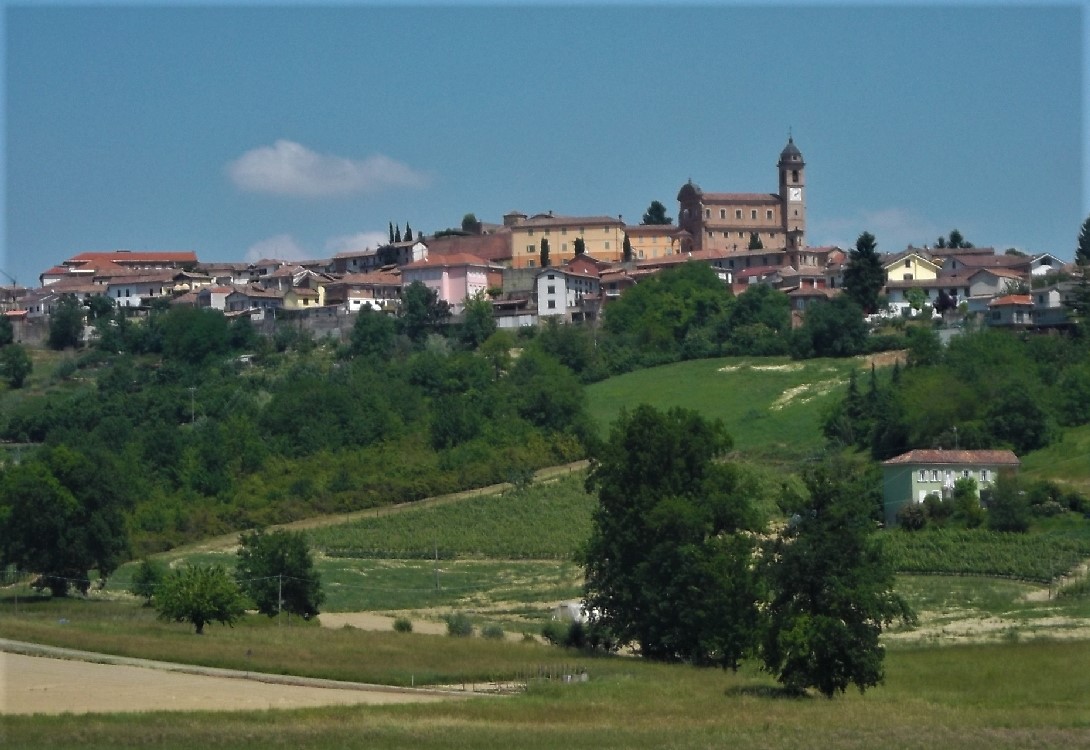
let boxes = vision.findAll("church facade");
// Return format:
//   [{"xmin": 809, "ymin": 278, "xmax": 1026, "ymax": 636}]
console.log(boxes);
[{"xmin": 677, "ymin": 138, "xmax": 807, "ymax": 254}]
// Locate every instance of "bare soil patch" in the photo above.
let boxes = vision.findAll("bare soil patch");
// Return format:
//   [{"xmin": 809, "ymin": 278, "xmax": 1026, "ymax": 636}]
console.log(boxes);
[{"xmin": 2, "ymin": 650, "xmax": 461, "ymax": 715}]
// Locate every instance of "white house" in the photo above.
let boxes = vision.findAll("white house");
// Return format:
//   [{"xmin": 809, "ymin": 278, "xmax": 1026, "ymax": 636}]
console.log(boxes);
[
  {"xmin": 104, "ymin": 271, "xmax": 176, "ymax": 308},
  {"xmin": 536, "ymin": 267, "xmax": 601, "ymax": 321}
]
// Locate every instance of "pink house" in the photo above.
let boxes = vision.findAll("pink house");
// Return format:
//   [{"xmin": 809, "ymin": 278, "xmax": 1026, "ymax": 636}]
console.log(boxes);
[{"xmin": 400, "ymin": 253, "xmax": 503, "ymax": 313}]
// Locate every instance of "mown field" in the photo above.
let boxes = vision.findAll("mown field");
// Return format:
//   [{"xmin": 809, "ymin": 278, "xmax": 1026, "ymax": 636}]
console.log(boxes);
[{"xmin": 585, "ymin": 355, "xmax": 865, "ymax": 462}]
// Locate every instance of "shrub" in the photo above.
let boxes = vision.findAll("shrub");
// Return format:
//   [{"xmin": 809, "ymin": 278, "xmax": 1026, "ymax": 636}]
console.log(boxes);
[
  {"xmin": 481, "ymin": 624, "xmax": 505, "ymax": 640},
  {"xmin": 1031, "ymin": 500, "xmax": 1066, "ymax": 518},
  {"xmin": 393, "ymin": 617, "xmax": 413, "ymax": 633},
  {"xmin": 897, "ymin": 503, "xmax": 928, "ymax": 531},
  {"xmin": 444, "ymin": 612, "xmax": 474, "ymax": 637},
  {"xmin": 541, "ymin": 620, "xmax": 567, "ymax": 646}
]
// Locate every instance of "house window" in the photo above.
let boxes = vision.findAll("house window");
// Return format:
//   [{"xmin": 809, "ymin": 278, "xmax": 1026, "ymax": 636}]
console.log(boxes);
[
  {"xmin": 980, "ymin": 470, "xmax": 989, "ymax": 482},
  {"xmin": 561, "ymin": 228, "xmax": 567, "ymax": 235},
  {"xmin": 527, "ymin": 260, "xmax": 535, "ymax": 268},
  {"xmin": 735, "ymin": 210, "xmax": 742, "ymax": 219},
  {"xmin": 528, "ymin": 229, "xmax": 534, "ymax": 236},
  {"xmin": 547, "ymin": 273, "xmax": 555, "ymax": 280},
  {"xmin": 705, "ymin": 209, "xmax": 710, "ymax": 218},
  {"xmin": 766, "ymin": 210, "xmax": 773, "ymax": 220},
  {"xmin": 931, "ymin": 470, "xmax": 939, "ymax": 481},
  {"xmin": 527, "ymin": 245, "xmax": 535, "ymax": 253},
  {"xmin": 547, "ymin": 285, "xmax": 555, "ymax": 294},
  {"xmin": 751, "ymin": 210, "xmax": 757, "ymax": 220},
  {"xmin": 919, "ymin": 470, "xmax": 926, "ymax": 482},
  {"xmin": 720, "ymin": 209, "xmax": 726, "ymax": 219},
  {"xmin": 547, "ymin": 300, "xmax": 555, "ymax": 309},
  {"xmin": 604, "ymin": 242, "xmax": 610, "ymax": 250}
]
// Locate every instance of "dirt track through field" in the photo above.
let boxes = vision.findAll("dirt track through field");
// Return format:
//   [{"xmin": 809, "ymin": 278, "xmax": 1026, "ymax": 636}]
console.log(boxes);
[{"xmin": 0, "ymin": 642, "xmax": 467, "ymax": 715}]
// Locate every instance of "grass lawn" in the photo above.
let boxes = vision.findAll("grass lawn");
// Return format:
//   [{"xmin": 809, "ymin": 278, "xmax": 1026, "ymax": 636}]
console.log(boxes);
[
  {"xmin": 1021, "ymin": 423, "xmax": 1090, "ymax": 495},
  {"xmin": 585, "ymin": 355, "xmax": 863, "ymax": 463}
]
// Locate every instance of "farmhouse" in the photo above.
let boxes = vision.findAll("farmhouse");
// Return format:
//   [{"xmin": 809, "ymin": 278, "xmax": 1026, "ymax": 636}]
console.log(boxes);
[{"xmin": 880, "ymin": 449, "xmax": 1020, "ymax": 526}]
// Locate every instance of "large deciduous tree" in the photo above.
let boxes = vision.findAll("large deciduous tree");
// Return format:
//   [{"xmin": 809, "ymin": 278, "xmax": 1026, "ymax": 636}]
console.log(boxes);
[
  {"xmin": 459, "ymin": 292, "xmax": 496, "ymax": 349},
  {"xmin": 582, "ymin": 404, "xmax": 761, "ymax": 668},
  {"xmin": 842, "ymin": 231, "xmax": 885, "ymax": 314},
  {"xmin": 156, "ymin": 564, "xmax": 247, "ymax": 634},
  {"xmin": 397, "ymin": 281, "xmax": 451, "ymax": 343},
  {"xmin": 790, "ymin": 296, "xmax": 868, "ymax": 359},
  {"xmin": 761, "ymin": 458, "xmax": 915, "ymax": 696},
  {"xmin": 235, "ymin": 529, "xmax": 323, "ymax": 619},
  {"xmin": 0, "ymin": 445, "xmax": 131, "ymax": 596},
  {"xmin": 349, "ymin": 306, "xmax": 395, "ymax": 358}
]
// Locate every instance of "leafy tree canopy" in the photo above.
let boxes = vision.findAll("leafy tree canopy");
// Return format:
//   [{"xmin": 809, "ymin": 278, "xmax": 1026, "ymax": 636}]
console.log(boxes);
[
  {"xmin": 761, "ymin": 458, "xmax": 915, "ymax": 696},
  {"xmin": 583, "ymin": 404, "xmax": 761, "ymax": 667},
  {"xmin": 790, "ymin": 296, "xmax": 868, "ymax": 359},
  {"xmin": 156, "ymin": 563, "xmax": 247, "ymax": 634},
  {"xmin": 0, "ymin": 445, "xmax": 131, "ymax": 596},
  {"xmin": 0, "ymin": 344, "xmax": 32, "ymax": 388},
  {"xmin": 236, "ymin": 529, "xmax": 323, "ymax": 619},
  {"xmin": 48, "ymin": 295, "xmax": 85, "ymax": 350}
]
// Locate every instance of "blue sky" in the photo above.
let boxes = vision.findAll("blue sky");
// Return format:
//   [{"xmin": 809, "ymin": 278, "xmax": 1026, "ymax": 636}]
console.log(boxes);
[{"xmin": 2, "ymin": 2, "xmax": 1086, "ymax": 287}]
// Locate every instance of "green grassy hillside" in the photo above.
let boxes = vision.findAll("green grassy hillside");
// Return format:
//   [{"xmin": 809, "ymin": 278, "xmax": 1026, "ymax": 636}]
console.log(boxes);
[
  {"xmin": 1021, "ymin": 423, "xmax": 1090, "ymax": 494},
  {"xmin": 586, "ymin": 355, "xmax": 863, "ymax": 462}
]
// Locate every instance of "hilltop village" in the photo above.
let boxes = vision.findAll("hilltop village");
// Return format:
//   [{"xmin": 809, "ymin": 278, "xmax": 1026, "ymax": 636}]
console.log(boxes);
[{"xmin": 3, "ymin": 138, "xmax": 1080, "ymax": 344}]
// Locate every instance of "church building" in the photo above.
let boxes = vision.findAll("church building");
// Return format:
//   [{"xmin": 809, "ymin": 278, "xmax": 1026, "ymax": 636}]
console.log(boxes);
[{"xmin": 676, "ymin": 138, "xmax": 807, "ymax": 254}]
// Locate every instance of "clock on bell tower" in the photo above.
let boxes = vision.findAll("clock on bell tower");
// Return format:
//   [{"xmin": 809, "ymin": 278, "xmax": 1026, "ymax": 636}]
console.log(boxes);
[{"xmin": 778, "ymin": 136, "xmax": 806, "ymax": 248}]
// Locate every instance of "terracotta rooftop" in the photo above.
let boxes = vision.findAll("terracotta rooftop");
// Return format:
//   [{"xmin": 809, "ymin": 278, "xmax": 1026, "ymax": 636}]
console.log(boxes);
[
  {"xmin": 67, "ymin": 250, "xmax": 197, "ymax": 264},
  {"xmin": 882, "ymin": 449, "xmax": 1020, "ymax": 466},
  {"xmin": 402, "ymin": 253, "xmax": 496, "ymax": 269},
  {"xmin": 988, "ymin": 294, "xmax": 1033, "ymax": 307},
  {"xmin": 698, "ymin": 192, "xmax": 780, "ymax": 203}
]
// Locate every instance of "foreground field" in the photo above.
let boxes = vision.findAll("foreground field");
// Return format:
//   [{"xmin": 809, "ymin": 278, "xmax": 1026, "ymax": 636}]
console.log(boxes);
[{"xmin": 3, "ymin": 636, "xmax": 1089, "ymax": 749}]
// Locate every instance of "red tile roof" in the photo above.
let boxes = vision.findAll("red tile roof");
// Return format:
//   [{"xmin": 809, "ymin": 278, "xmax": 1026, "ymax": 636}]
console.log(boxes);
[
  {"xmin": 698, "ymin": 192, "xmax": 780, "ymax": 203},
  {"xmin": 67, "ymin": 251, "xmax": 197, "ymax": 264},
  {"xmin": 402, "ymin": 253, "xmax": 496, "ymax": 269},
  {"xmin": 882, "ymin": 449, "xmax": 1020, "ymax": 466},
  {"xmin": 988, "ymin": 294, "xmax": 1033, "ymax": 307}
]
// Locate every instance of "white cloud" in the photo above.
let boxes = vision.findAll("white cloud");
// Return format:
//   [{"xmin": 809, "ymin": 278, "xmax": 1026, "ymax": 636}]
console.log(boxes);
[
  {"xmin": 226, "ymin": 140, "xmax": 430, "ymax": 197},
  {"xmin": 243, "ymin": 234, "xmax": 313, "ymax": 263},
  {"xmin": 325, "ymin": 231, "xmax": 390, "ymax": 255},
  {"xmin": 811, "ymin": 208, "xmax": 943, "ymax": 252}
]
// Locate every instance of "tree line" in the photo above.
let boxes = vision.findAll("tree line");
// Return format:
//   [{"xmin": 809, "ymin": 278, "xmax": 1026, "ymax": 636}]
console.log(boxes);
[{"xmin": 0, "ymin": 284, "xmax": 597, "ymax": 589}]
